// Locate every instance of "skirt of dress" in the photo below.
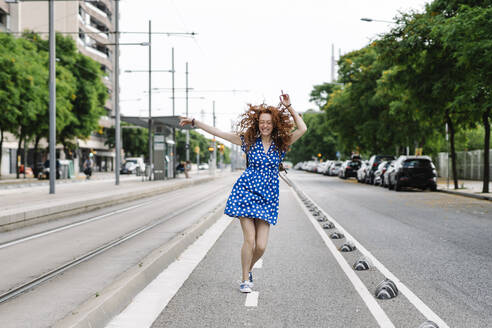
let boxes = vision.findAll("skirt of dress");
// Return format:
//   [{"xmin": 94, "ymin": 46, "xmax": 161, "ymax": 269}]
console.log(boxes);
[{"xmin": 224, "ymin": 169, "xmax": 280, "ymax": 225}]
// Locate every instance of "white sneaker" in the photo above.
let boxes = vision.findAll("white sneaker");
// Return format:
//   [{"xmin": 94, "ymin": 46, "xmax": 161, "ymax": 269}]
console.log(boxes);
[
  {"xmin": 248, "ymin": 271, "xmax": 254, "ymax": 288},
  {"xmin": 239, "ymin": 281, "xmax": 252, "ymax": 293}
]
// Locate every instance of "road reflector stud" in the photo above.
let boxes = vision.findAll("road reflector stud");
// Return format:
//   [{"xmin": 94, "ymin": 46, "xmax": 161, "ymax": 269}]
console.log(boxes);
[
  {"xmin": 316, "ymin": 215, "xmax": 327, "ymax": 222},
  {"xmin": 339, "ymin": 242, "xmax": 356, "ymax": 252},
  {"xmin": 353, "ymin": 257, "xmax": 370, "ymax": 270},
  {"xmin": 375, "ymin": 278, "xmax": 398, "ymax": 299},
  {"xmin": 322, "ymin": 222, "xmax": 335, "ymax": 229},
  {"xmin": 418, "ymin": 321, "xmax": 439, "ymax": 328},
  {"xmin": 330, "ymin": 232, "xmax": 344, "ymax": 239}
]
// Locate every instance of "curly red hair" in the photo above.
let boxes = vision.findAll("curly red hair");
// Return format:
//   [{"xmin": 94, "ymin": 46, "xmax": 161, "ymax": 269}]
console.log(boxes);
[{"xmin": 236, "ymin": 104, "xmax": 294, "ymax": 153}]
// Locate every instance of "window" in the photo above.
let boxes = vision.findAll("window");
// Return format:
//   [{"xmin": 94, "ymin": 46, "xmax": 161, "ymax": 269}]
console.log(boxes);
[
  {"xmin": 78, "ymin": 29, "xmax": 85, "ymax": 42},
  {"xmin": 0, "ymin": 9, "xmax": 8, "ymax": 30},
  {"xmin": 403, "ymin": 159, "xmax": 432, "ymax": 169}
]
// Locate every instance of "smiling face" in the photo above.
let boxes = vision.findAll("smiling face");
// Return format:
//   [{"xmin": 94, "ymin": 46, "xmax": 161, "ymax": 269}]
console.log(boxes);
[{"xmin": 258, "ymin": 113, "xmax": 273, "ymax": 138}]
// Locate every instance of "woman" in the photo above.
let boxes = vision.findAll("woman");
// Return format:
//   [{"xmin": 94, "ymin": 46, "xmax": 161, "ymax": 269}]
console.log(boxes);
[{"xmin": 179, "ymin": 92, "xmax": 307, "ymax": 293}]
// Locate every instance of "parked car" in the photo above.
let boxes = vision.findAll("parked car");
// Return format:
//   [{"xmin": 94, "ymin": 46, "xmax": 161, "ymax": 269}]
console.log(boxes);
[
  {"xmin": 387, "ymin": 156, "xmax": 437, "ymax": 191},
  {"xmin": 318, "ymin": 161, "xmax": 331, "ymax": 175},
  {"xmin": 322, "ymin": 161, "xmax": 334, "ymax": 175},
  {"xmin": 374, "ymin": 161, "xmax": 391, "ymax": 186},
  {"xmin": 121, "ymin": 157, "xmax": 146, "ymax": 175},
  {"xmin": 339, "ymin": 160, "xmax": 361, "ymax": 179},
  {"xmin": 328, "ymin": 161, "xmax": 342, "ymax": 176},
  {"xmin": 294, "ymin": 162, "xmax": 303, "ymax": 170},
  {"xmin": 382, "ymin": 160, "xmax": 396, "ymax": 188},
  {"xmin": 198, "ymin": 163, "xmax": 209, "ymax": 170},
  {"xmin": 365, "ymin": 155, "xmax": 396, "ymax": 184},
  {"xmin": 357, "ymin": 160, "xmax": 369, "ymax": 183}
]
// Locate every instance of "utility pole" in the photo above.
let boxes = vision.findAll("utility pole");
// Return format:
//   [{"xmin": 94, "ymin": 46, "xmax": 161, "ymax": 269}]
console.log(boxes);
[
  {"xmin": 48, "ymin": 0, "xmax": 56, "ymax": 194},
  {"xmin": 148, "ymin": 20, "xmax": 153, "ymax": 181},
  {"xmin": 114, "ymin": 0, "xmax": 121, "ymax": 185},
  {"xmin": 172, "ymin": 47, "xmax": 176, "ymax": 178},
  {"xmin": 185, "ymin": 62, "xmax": 190, "ymax": 162}
]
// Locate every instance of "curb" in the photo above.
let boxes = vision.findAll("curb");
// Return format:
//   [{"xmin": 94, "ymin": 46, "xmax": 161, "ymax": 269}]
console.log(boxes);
[
  {"xmin": 53, "ymin": 201, "xmax": 227, "ymax": 328},
  {"xmin": 0, "ymin": 174, "xmax": 225, "ymax": 232},
  {"xmin": 437, "ymin": 188, "xmax": 492, "ymax": 201}
]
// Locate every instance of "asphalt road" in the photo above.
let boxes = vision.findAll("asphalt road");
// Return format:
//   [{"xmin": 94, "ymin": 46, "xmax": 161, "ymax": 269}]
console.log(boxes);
[{"xmin": 147, "ymin": 170, "xmax": 491, "ymax": 328}]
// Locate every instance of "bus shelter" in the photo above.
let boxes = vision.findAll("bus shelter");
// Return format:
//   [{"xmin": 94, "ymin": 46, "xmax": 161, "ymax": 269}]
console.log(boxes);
[{"xmin": 121, "ymin": 115, "xmax": 193, "ymax": 180}]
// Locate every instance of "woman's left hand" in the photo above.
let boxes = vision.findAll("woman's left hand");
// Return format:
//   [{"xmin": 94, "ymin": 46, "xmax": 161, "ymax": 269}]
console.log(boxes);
[{"xmin": 279, "ymin": 90, "xmax": 291, "ymax": 108}]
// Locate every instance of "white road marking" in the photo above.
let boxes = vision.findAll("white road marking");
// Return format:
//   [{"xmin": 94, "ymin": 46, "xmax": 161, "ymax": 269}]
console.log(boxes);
[
  {"xmin": 0, "ymin": 201, "xmax": 153, "ymax": 250},
  {"xmin": 245, "ymin": 291, "xmax": 259, "ymax": 307},
  {"xmin": 292, "ymin": 189, "xmax": 396, "ymax": 328},
  {"xmin": 294, "ymin": 187, "xmax": 450, "ymax": 328},
  {"xmin": 253, "ymin": 258, "xmax": 263, "ymax": 269},
  {"xmin": 106, "ymin": 215, "xmax": 233, "ymax": 328}
]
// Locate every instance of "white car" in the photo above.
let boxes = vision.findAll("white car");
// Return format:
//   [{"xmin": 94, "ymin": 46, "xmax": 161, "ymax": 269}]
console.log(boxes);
[
  {"xmin": 198, "ymin": 163, "xmax": 209, "ymax": 170},
  {"xmin": 123, "ymin": 157, "xmax": 146, "ymax": 175}
]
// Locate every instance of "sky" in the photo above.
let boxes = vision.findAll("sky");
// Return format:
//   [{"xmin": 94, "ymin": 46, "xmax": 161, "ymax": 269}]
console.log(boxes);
[{"xmin": 119, "ymin": 0, "xmax": 429, "ymax": 140}]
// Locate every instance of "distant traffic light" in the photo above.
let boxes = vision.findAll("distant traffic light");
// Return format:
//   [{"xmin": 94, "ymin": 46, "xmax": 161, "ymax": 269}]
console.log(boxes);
[{"xmin": 317, "ymin": 153, "xmax": 322, "ymax": 158}]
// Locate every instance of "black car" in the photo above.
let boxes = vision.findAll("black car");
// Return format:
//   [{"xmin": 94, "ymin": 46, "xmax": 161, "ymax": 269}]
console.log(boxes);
[
  {"xmin": 365, "ymin": 155, "xmax": 396, "ymax": 184},
  {"xmin": 388, "ymin": 156, "xmax": 437, "ymax": 191},
  {"xmin": 339, "ymin": 160, "xmax": 361, "ymax": 179}
]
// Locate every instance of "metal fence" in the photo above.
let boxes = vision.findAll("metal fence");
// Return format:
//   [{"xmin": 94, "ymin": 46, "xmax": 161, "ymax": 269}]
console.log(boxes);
[{"xmin": 437, "ymin": 149, "xmax": 492, "ymax": 180}]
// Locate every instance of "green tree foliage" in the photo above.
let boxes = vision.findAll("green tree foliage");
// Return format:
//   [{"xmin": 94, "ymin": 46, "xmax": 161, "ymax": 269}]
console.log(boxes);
[
  {"xmin": 0, "ymin": 32, "xmax": 108, "ymax": 177},
  {"xmin": 286, "ymin": 110, "xmax": 337, "ymax": 163},
  {"xmin": 431, "ymin": 4, "xmax": 492, "ymax": 191},
  {"xmin": 0, "ymin": 33, "xmax": 22, "ymax": 175},
  {"xmin": 176, "ymin": 130, "xmax": 215, "ymax": 164},
  {"xmin": 23, "ymin": 32, "xmax": 107, "ymax": 151},
  {"xmin": 105, "ymin": 123, "xmax": 149, "ymax": 159}
]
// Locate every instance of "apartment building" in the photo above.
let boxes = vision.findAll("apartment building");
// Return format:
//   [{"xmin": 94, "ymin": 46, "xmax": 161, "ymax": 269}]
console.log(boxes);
[{"xmin": 1, "ymin": 0, "xmax": 117, "ymax": 176}]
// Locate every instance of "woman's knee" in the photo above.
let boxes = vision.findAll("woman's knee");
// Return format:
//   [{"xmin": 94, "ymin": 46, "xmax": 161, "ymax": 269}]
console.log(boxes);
[{"xmin": 255, "ymin": 241, "xmax": 267, "ymax": 254}]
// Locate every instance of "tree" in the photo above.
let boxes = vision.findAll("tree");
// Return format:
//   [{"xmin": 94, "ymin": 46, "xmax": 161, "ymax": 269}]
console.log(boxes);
[
  {"xmin": 20, "ymin": 32, "xmax": 76, "ymax": 173},
  {"xmin": 287, "ymin": 111, "xmax": 337, "ymax": 163},
  {"xmin": 0, "ymin": 33, "xmax": 21, "ymax": 176},
  {"xmin": 434, "ymin": 5, "xmax": 492, "ymax": 191},
  {"xmin": 105, "ymin": 123, "xmax": 148, "ymax": 159},
  {"xmin": 376, "ymin": 7, "xmax": 476, "ymax": 189},
  {"xmin": 23, "ymin": 32, "xmax": 107, "ymax": 154}
]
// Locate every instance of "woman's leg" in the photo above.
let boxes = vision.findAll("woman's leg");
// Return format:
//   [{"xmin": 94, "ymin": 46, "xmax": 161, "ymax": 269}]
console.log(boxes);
[
  {"xmin": 249, "ymin": 218, "xmax": 270, "ymax": 271},
  {"xmin": 239, "ymin": 217, "xmax": 256, "ymax": 282}
]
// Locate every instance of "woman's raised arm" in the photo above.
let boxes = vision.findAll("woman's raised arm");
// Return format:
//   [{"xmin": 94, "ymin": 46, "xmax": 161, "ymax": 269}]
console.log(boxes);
[
  {"xmin": 179, "ymin": 117, "xmax": 242, "ymax": 145},
  {"xmin": 279, "ymin": 92, "xmax": 307, "ymax": 145}
]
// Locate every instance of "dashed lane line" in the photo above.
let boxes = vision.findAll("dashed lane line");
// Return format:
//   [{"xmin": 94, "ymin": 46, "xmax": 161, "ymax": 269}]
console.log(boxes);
[
  {"xmin": 245, "ymin": 292, "xmax": 259, "ymax": 307},
  {"xmin": 291, "ymin": 188, "xmax": 396, "ymax": 328},
  {"xmin": 293, "ymin": 186, "xmax": 450, "ymax": 328},
  {"xmin": 253, "ymin": 258, "xmax": 263, "ymax": 269}
]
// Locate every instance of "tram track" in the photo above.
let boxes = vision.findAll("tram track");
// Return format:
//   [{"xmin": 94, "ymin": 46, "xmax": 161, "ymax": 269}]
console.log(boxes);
[{"xmin": 0, "ymin": 185, "xmax": 228, "ymax": 305}]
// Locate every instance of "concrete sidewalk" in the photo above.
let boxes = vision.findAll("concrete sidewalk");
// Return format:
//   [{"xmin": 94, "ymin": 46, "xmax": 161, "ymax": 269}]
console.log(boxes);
[
  {"xmin": 437, "ymin": 178, "xmax": 492, "ymax": 201},
  {"xmin": 0, "ymin": 170, "xmax": 233, "ymax": 231}
]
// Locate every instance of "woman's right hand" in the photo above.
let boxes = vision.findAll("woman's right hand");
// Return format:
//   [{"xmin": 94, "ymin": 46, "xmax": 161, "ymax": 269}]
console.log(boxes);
[{"xmin": 179, "ymin": 117, "xmax": 193, "ymax": 127}]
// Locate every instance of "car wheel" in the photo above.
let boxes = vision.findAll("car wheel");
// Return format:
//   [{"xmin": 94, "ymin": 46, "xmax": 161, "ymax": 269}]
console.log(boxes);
[
  {"xmin": 430, "ymin": 184, "xmax": 437, "ymax": 192},
  {"xmin": 395, "ymin": 180, "xmax": 401, "ymax": 191}
]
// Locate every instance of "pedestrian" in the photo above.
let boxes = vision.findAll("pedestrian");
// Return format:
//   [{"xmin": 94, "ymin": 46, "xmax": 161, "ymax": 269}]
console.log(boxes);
[
  {"xmin": 83, "ymin": 153, "xmax": 94, "ymax": 180},
  {"xmin": 179, "ymin": 91, "xmax": 307, "ymax": 293}
]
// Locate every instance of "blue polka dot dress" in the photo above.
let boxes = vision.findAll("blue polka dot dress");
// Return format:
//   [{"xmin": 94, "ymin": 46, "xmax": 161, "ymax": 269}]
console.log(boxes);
[{"xmin": 224, "ymin": 135, "xmax": 286, "ymax": 225}]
